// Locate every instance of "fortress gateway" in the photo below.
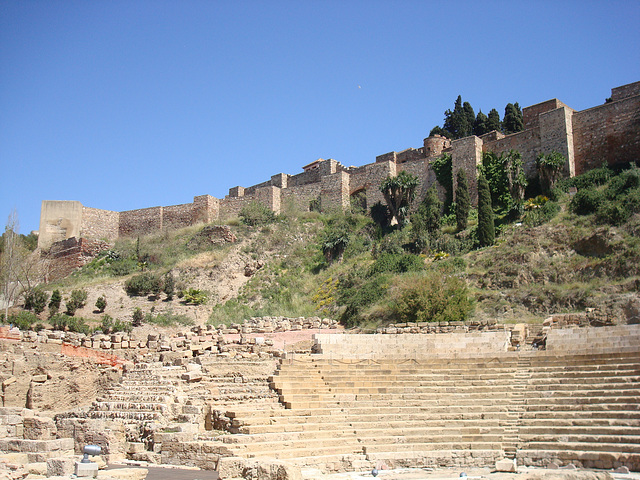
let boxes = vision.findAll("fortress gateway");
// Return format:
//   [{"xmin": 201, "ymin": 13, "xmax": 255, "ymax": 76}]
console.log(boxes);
[{"xmin": 38, "ymin": 81, "xmax": 640, "ymax": 250}]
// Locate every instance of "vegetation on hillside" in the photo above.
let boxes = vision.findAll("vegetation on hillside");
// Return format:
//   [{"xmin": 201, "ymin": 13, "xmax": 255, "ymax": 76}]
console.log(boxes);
[{"xmin": 2, "ymin": 158, "xmax": 640, "ymax": 332}]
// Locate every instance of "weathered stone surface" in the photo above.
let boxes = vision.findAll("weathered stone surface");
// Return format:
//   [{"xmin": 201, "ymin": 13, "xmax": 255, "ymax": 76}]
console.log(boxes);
[
  {"xmin": 97, "ymin": 467, "xmax": 148, "ymax": 480},
  {"xmin": 495, "ymin": 458, "xmax": 517, "ymax": 472},
  {"xmin": 22, "ymin": 416, "xmax": 56, "ymax": 440},
  {"xmin": 217, "ymin": 456, "xmax": 246, "ymax": 479},
  {"xmin": 46, "ymin": 457, "xmax": 76, "ymax": 476}
]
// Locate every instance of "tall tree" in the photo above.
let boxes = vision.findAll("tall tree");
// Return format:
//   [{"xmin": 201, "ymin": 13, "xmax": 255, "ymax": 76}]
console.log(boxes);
[
  {"xmin": 536, "ymin": 151, "xmax": 566, "ymax": 192},
  {"xmin": 413, "ymin": 184, "xmax": 442, "ymax": 236},
  {"xmin": 473, "ymin": 110, "xmax": 489, "ymax": 137},
  {"xmin": 1, "ymin": 211, "xmax": 20, "ymax": 320},
  {"xmin": 462, "ymin": 102, "xmax": 475, "ymax": 137},
  {"xmin": 487, "ymin": 109, "xmax": 501, "ymax": 132},
  {"xmin": 380, "ymin": 171, "xmax": 419, "ymax": 227},
  {"xmin": 443, "ymin": 95, "xmax": 473, "ymax": 139},
  {"xmin": 477, "ymin": 175, "xmax": 495, "ymax": 247},
  {"xmin": 503, "ymin": 103, "xmax": 524, "ymax": 134},
  {"xmin": 454, "ymin": 169, "xmax": 470, "ymax": 232}
]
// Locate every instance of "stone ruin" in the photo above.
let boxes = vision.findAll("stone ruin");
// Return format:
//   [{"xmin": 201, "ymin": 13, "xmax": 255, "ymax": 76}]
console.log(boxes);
[{"xmin": 0, "ymin": 319, "xmax": 639, "ymax": 479}]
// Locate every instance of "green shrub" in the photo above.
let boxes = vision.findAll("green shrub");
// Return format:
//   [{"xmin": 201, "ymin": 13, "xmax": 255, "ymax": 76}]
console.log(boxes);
[
  {"xmin": 65, "ymin": 289, "xmax": 88, "ymax": 316},
  {"xmin": 523, "ymin": 199, "xmax": 560, "ymax": 227},
  {"xmin": 24, "ymin": 288, "xmax": 48, "ymax": 314},
  {"xmin": 95, "ymin": 295, "xmax": 107, "ymax": 313},
  {"xmin": 109, "ymin": 258, "xmax": 137, "ymax": 276},
  {"xmin": 338, "ymin": 274, "xmax": 390, "ymax": 328},
  {"xmin": 559, "ymin": 165, "xmax": 612, "ymax": 191},
  {"xmin": 239, "ymin": 202, "xmax": 277, "ymax": 226},
  {"xmin": 132, "ymin": 308, "xmax": 144, "ymax": 327},
  {"xmin": 181, "ymin": 288, "xmax": 208, "ymax": 305},
  {"xmin": 163, "ymin": 272, "xmax": 176, "ymax": 300},
  {"xmin": 125, "ymin": 273, "xmax": 162, "ymax": 296},
  {"xmin": 50, "ymin": 313, "xmax": 91, "ymax": 334},
  {"xmin": 8, "ymin": 311, "xmax": 39, "ymax": 330},
  {"xmin": 369, "ymin": 253, "xmax": 424, "ymax": 276},
  {"xmin": 389, "ymin": 272, "xmax": 474, "ymax": 323},
  {"xmin": 570, "ymin": 189, "xmax": 603, "ymax": 215},
  {"xmin": 49, "ymin": 289, "xmax": 62, "ymax": 315}
]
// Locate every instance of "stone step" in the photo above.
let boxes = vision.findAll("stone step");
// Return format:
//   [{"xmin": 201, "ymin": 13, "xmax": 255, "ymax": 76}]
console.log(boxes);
[
  {"xmin": 515, "ymin": 448, "xmax": 640, "ymax": 470},
  {"xmin": 92, "ymin": 401, "xmax": 170, "ymax": 412},
  {"xmin": 522, "ymin": 425, "xmax": 640, "ymax": 435},
  {"xmin": 361, "ymin": 441, "xmax": 503, "ymax": 454},
  {"xmin": 363, "ymin": 449, "xmax": 502, "ymax": 465},
  {"xmin": 88, "ymin": 411, "xmax": 164, "ymax": 421},
  {"xmin": 523, "ymin": 441, "xmax": 640, "ymax": 454},
  {"xmin": 520, "ymin": 433, "xmax": 640, "ymax": 444}
]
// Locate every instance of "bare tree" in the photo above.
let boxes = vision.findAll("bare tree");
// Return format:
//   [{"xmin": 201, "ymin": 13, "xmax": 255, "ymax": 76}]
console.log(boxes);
[{"xmin": 1, "ymin": 210, "xmax": 20, "ymax": 320}]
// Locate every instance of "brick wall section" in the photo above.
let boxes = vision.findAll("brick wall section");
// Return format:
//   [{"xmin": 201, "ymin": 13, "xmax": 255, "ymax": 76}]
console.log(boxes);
[
  {"xmin": 81, "ymin": 207, "xmax": 119, "ymax": 241},
  {"xmin": 119, "ymin": 206, "xmax": 163, "ymax": 237},
  {"xmin": 482, "ymin": 128, "xmax": 542, "ymax": 178},
  {"xmin": 539, "ymin": 106, "xmax": 576, "ymax": 176},
  {"xmin": 452, "ymin": 136, "xmax": 483, "ymax": 205},
  {"xmin": 163, "ymin": 203, "xmax": 197, "ymax": 230},
  {"xmin": 321, "ymin": 171, "xmax": 350, "ymax": 211},
  {"xmin": 193, "ymin": 195, "xmax": 219, "ymax": 224},
  {"xmin": 611, "ymin": 81, "xmax": 640, "ymax": 102},
  {"xmin": 398, "ymin": 158, "xmax": 433, "ymax": 203},
  {"xmin": 349, "ymin": 160, "xmax": 396, "ymax": 210},
  {"xmin": 572, "ymin": 92, "xmax": 640, "ymax": 175},
  {"xmin": 523, "ymin": 99, "xmax": 565, "ymax": 130},
  {"xmin": 255, "ymin": 186, "xmax": 281, "ymax": 215},
  {"xmin": 281, "ymin": 183, "xmax": 320, "ymax": 212}
]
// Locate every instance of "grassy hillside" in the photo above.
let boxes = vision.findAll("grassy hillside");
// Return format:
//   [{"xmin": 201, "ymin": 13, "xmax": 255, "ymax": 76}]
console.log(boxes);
[{"xmin": 5, "ymin": 165, "xmax": 640, "ymax": 333}]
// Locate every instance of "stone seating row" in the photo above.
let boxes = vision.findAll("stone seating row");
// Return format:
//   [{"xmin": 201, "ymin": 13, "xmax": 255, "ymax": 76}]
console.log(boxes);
[{"xmin": 217, "ymin": 345, "xmax": 640, "ymax": 472}]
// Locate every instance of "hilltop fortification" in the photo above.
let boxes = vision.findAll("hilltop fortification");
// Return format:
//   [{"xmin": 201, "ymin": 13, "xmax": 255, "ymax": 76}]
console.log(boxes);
[{"xmin": 38, "ymin": 81, "xmax": 640, "ymax": 250}]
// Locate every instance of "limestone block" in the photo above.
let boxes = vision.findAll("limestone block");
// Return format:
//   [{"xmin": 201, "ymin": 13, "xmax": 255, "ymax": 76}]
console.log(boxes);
[
  {"xmin": 76, "ymin": 461, "xmax": 99, "ymax": 478},
  {"xmin": 495, "ymin": 458, "xmax": 517, "ymax": 472},
  {"xmin": 126, "ymin": 442, "xmax": 145, "ymax": 454},
  {"xmin": 26, "ymin": 462, "xmax": 47, "ymax": 475},
  {"xmin": 31, "ymin": 374, "xmax": 47, "ymax": 383},
  {"xmin": 23, "ymin": 416, "xmax": 57, "ymax": 440},
  {"xmin": 217, "ymin": 456, "xmax": 246, "ymax": 479},
  {"xmin": 47, "ymin": 457, "xmax": 76, "ymax": 476},
  {"xmin": 251, "ymin": 458, "xmax": 302, "ymax": 480}
]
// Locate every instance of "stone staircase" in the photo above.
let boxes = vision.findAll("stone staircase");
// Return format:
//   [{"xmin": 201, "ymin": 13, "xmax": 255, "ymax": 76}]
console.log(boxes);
[{"xmin": 90, "ymin": 362, "xmax": 180, "ymax": 423}]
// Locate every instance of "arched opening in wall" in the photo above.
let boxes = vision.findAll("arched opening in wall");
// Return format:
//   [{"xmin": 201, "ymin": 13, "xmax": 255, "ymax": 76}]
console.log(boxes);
[{"xmin": 350, "ymin": 188, "xmax": 367, "ymax": 215}]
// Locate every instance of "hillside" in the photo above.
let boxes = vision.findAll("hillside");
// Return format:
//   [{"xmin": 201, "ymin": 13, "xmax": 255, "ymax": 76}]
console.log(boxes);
[{"xmin": 4, "ymin": 165, "xmax": 640, "ymax": 335}]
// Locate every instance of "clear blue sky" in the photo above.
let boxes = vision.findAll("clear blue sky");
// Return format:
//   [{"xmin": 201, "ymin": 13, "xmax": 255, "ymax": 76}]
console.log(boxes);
[{"xmin": 1, "ymin": 0, "xmax": 639, "ymax": 235}]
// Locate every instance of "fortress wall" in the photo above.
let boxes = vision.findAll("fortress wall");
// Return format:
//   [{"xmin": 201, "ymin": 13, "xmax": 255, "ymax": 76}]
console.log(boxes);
[
  {"xmin": 482, "ymin": 128, "xmax": 541, "ymax": 178},
  {"xmin": 255, "ymin": 186, "xmax": 281, "ymax": 215},
  {"xmin": 119, "ymin": 206, "xmax": 163, "ymax": 237},
  {"xmin": 193, "ymin": 195, "xmax": 219, "ymax": 224},
  {"xmin": 163, "ymin": 203, "xmax": 198, "ymax": 230},
  {"xmin": 288, "ymin": 168, "xmax": 320, "ymax": 187},
  {"xmin": 572, "ymin": 90, "xmax": 640, "ymax": 175},
  {"xmin": 348, "ymin": 160, "xmax": 396, "ymax": 209},
  {"xmin": 398, "ymin": 158, "xmax": 432, "ymax": 202},
  {"xmin": 219, "ymin": 196, "xmax": 250, "ymax": 220},
  {"xmin": 396, "ymin": 148, "xmax": 425, "ymax": 164},
  {"xmin": 81, "ymin": 207, "xmax": 119, "ymax": 242},
  {"xmin": 539, "ymin": 106, "xmax": 575, "ymax": 176},
  {"xmin": 523, "ymin": 99, "xmax": 565, "ymax": 130},
  {"xmin": 320, "ymin": 171, "xmax": 350, "ymax": 211},
  {"xmin": 281, "ymin": 183, "xmax": 321, "ymax": 212},
  {"xmin": 452, "ymin": 136, "xmax": 483, "ymax": 205},
  {"xmin": 38, "ymin": 201, "xmax": 84, "ymax": 250}
]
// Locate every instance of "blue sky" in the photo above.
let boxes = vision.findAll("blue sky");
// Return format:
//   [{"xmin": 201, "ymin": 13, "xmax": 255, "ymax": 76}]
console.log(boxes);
[{"xmin": 1, "ymin": 0, "xmax": 639, "ymax": 235}]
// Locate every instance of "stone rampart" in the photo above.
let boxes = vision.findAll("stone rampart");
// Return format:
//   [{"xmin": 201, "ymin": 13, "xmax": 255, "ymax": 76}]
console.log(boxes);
[{"xmin": 38, "ymin": 81, "xmax": 640, "ymax": 250}]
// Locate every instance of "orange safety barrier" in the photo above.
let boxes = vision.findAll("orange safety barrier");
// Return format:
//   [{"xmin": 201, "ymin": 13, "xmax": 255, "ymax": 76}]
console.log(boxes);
[{"xmin": 61, "ymin": 343, "xmax": 126, "ymax": 369}]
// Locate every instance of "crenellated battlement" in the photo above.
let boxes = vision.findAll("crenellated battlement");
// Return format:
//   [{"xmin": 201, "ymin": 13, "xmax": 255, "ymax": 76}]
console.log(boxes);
[{"xmin": 38, "ymin": 81, "xmax": 640, "ymax": 250}]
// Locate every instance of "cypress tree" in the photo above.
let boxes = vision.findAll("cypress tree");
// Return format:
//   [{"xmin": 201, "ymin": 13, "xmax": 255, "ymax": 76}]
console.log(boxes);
[
  {"xmin": 455, "ymin": 169, "xmax": 470, "ymax": 232},
  {"xmin": 503, "ymin": 103, "xmax": 524, "ymax": 134},
  {"xmin": 477, "ymin": 175, "xmax": 495, "ymax": 247},
  {"xmin": 473, "ymin": 110, "xmax": 489, "ymax": 137},
  {"xmin": 462, "ymin": 102, "xmax": 475, "ymax": 137},
  {"xmin": 487, "ymin": 109, "xmax": 501, "ymax": 132}
]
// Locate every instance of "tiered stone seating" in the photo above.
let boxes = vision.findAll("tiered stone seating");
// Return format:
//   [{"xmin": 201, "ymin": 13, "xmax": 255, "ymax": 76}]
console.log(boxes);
[
  {"xmin": 90, "ymin": 362, "xmax": 178, "ymax": 422},
  {"xmin": 515, "ymin": 351, "xmax": 640, "ymax": 470},
  {"xmin": 213, "ymin": 327, "xmax": 640, "ymax": 473}
]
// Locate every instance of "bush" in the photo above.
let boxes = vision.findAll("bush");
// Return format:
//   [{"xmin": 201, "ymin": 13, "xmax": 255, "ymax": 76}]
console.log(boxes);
[
  {"xmin": 523, "ymin": 199, "xmax": 560, "ymax": 227},
  {"xmin": 125, "ymin": 273, "xmax": 162, "ymax": 296},
  {"xmin": 570, "ymin": 189, "xmax": 603, "ymax": 215},
  {"xmin": 559, "ymin": 165, "xmax": 612, "ymax": 191},
  {"xmin": 389, "ymin": 272, "xmax": 474, "ymax": 323},
  {"xmin": 50, "ymin": 313, "xmax": 91, "ymax": 334},
  {"xmin": 181, "ymin": 288, "xmax": 208, "ymax": 305},
  {"xmin": 132, "ymin": 308, "xmax": 144, "ymax": 327},
  {"xmin": 239, "ymin": 202, "xmax": 277, "ymax": 226},
  {"xmin": 369, "ymin": 253, "xmax": 424, "ymax": 276},
  {"xmin": 338, "ymin": 274, "xmax": 390, "ymax": 328},
  {"xmin": 65, "ymin": 289, "xmax": 88, "ymax": 316},
  {"xmin": 8, "ymin": 311, "xmax": 39, "ymax": 330},
  {"xmin": 24, "ymin": 288, "xmax": 48, "ymax": 314},
  {"xmin": 95, "ymin": 295, "xmax": 107, "ymax": 313},
  {"xmin": 49, "ymin": 289, "xmax": 62, "ymax": 315}
]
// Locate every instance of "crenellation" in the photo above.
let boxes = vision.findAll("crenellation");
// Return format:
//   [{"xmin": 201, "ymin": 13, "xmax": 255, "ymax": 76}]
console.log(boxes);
[{"xmin": 37, "ymin": 81, "xmax": 640, "ymax": 251}]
